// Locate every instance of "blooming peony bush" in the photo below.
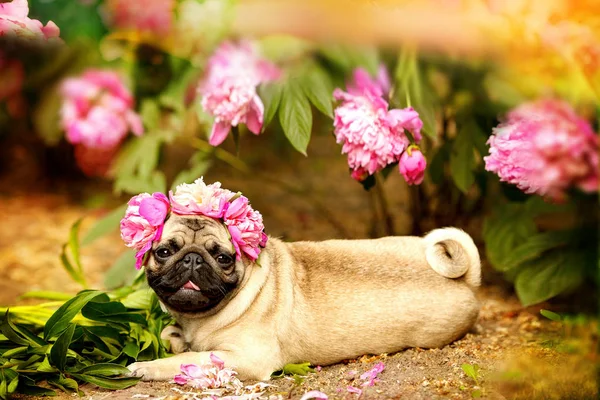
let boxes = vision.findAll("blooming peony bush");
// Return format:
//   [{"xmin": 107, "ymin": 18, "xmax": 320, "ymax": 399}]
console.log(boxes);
[
  {"xmin": 199, "ymin": 40, "xmax": 281, "ymax": 146},
  {"xmin": 60, "ymin": 69, "xmax": 143, "ymax": 176},
  {"xmin": 333, "ymin": 66, "xmax": 426, "ymax": 185},
  {"xmin": 0, "ymin": 0, "xmax": 60, "ymax": 44},
  {"xmin": 485, "ymin": 99, "xmax": 598, "ymax": 201}
]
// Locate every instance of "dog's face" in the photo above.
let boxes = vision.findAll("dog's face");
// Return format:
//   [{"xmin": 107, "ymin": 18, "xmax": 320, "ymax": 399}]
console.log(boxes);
[{"xmin": 145, "ymin": 214, "xmax": 244, "ymax": 314}]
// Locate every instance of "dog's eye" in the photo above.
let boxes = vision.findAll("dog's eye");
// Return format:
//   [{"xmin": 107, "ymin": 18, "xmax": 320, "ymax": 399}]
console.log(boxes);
[
  {"xmin": 155, "ymin": 248, "xmax": 172, "ymax": 259},
  {"xmin": 216, "ymin": 254, "xmax": 233, "ymax": 265}
]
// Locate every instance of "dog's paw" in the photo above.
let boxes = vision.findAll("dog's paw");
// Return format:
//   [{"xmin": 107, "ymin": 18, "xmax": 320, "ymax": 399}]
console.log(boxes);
[{"xmin": 127, "ymin": 361, "xmax": 172, "ymax": 381}]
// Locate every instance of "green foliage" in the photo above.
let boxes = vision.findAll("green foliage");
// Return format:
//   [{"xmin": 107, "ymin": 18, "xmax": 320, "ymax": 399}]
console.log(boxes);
[
  {"xmin": 1, "ymin": 284, "xmax": 171, "ymax": 397},
  {"xmin": 271, "ymin": 362, "xmax": 315, "ymax": 379},
  {"xmin": 540, "ymin": 310, "xmax": 562, "ymax": 322},
  {"xmin": 461, "ymin": 363, "xmax": 480, "ymax": 385},
  {"xmin": 483, "ymin": 197, "xmax": 595, "ymax": 306},
  {"xmin": 59, "ymin": 219, "xmax": 88, "ymax": 289},
  {"xmin": 279, "ymin": 79, "xmax": 313, "ymax": 155}
]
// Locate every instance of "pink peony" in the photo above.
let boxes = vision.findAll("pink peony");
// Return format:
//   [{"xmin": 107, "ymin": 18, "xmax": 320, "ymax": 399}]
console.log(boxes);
[
  {"xmin": 104, "ymin": 0, "xmax": 175, "ymax": 34},
  {"xmin": 170, "ymin": 178, "xmax": 232, "ymax": 218},
  {"xmin": 60, "ymin": 69, "xmax": 143, "ymax": 149},
  {"xmin": 399, "ymin": 148, "xmax": 427, "ymax": 185},
  {"xmin": 169, "ymin": 178, "xmax": 268, "ymax": 261},
  {"xmin": 199, "ymin": 40, "xmax": 281, "ymax": 146},
  {"xmin": 333, "ymin": 66, "xmax": 425, "ymax": 183},
  {"xmin": 120, "ymin": 192, "xmax": 170, "ymax": 269},
  {"xmin": 484, "ymin": 99, "xmax": 598, "ymax": 201},
  {"xmin": 60, "ymin": 69, "xmax": 143, "ymax": 176},
  {"xmin": 174, "ymin": 353, "xmax": 242, "ymax": 390},
  {"xmin": 0, "ymin": 0, "xmax": 61, "ymax": 44}
]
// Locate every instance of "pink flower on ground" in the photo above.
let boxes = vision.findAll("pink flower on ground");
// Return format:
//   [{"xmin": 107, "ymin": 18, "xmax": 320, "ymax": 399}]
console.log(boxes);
[
  {"xmin": 173, "ymin": 353, "xmax": 242, "ymax": 390},
  {"xmin": 347, "ymin": 386, "xmax": 363, "ymax": 396},
  {"xmin": 104, "ymin": 0, "xmax": 175, "ymax": 34},
  {"xmin": 333, "ymin": 66, "xmax": 425, "ymax": 182},
  {"xmin": 300, "ymin": 390, "xmax": 329, "ymax": 400},
  {"xmin": 359, "ymin": 362, "xmax": 385, "ymax": 387},
  {"xmin": 0, "ymin": 0, "xmax": 61, "ymax": 44},
  {"xmin": 484, "ymin": 99, "xmax": 599, "ymax": 201},
  {"xmin": 120, "ymin": 192, "xmax": 170, "ymax": 269},
  {"xmin": 399, "ymin": 148, "xmax": 427, "ymax": 185},
  {"xmin": 199, "ymin": 40, "xmax": 281, "ymax": 146}
]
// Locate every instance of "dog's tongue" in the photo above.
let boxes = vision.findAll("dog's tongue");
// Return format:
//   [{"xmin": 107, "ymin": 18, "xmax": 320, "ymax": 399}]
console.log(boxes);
[{"xmin": 183, "ymin": 281, "xmax": 201, "ymax": 291}]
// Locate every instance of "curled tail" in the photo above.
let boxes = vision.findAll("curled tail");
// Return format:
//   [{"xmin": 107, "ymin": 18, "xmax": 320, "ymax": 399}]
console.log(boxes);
[{"xmin": 424, "ymin": 228, "xmax": 481, "ymax": 288}]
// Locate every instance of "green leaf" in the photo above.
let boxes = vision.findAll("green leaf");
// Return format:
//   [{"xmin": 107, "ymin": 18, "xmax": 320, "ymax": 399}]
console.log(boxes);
[
  {"xmin": 48, "ymin": 376, "xmax": 79, "ymax": 395},
  {"xmin": 301, "ymin": 65, "xmax": 333, "ymax": 118},
  {"xmin": 69, "ymin": 373, "xmax": 140, "ymax": 390},
  {"xmin": 140, "ymin": 100, "xmax": 160, "ymax": 131},
  {"xmin": 461, "ymin": 363, "xmax": 479, "ymax": 384},
  {"xmin": 2, "ymin": 346, "xmax": 27, "ymax": 358},
  {"xmin": 44, "ymin": 290, "xmax": 103, "ymax": 340},
  {"xmin": 279, "ymin": 80, "xmax": 312, "ymax": 155},
  {"xmin": 19, "ymin": 291, "xmax": 74, "ymax": 301},
  {"xmin": 482, "ymin": 203, "xmax": 538, "ymax": 271},
  {"xmin": 36, "ymin": 356, "xmax": 58, "ymax": 373},
  {"xmin": 540, "ymin": 309, "xmax": 562, "ymax": 322},
  {"xmin": 515, "ymin": 249, "xmax": 586, "ymax": 307},
  {"xmin": 120, "ymin": 289, "xmax": 155, "ymax": 310},
  {"xmin": 500, "ymin": 230, "xmax": 574, "ymax": 271},
  {"xmin": 123, "ymin": 341, "xmax": 140, "ymax": 360},
  {"xmin": 259, "ymin": 81, "xmax": 283, "ymax": 132},
  {"xmin": 272, "ymin": 362, "xmax": 315, "ymax": 378},
  {"xmin": 450, "ymin": 124, "xmax": 476, "ymax": 193},
  {"xmin": 82, "ymin": 301, "xmax": 147, "ymax": 326},
  {"xmin": 59, "ymin": 219, "xmax": 87, "ymax": 288},
  {"xmin": 68, "ymin": 219, "xmax": 84, "ymax": 280},
  {"xmin": 49, "ymin": 323, "xmax": 75, "ymax": 370},
  {"xmin": 81, "ymin": 204, "xmax": 128, "ymax": 246},
  {"xmin": 73, "ymin": 363, "xmax": 130, "ymax": 377},
  {"xmin": 1, "ymin": 312, "xmax": 32, "ymax": 346},
  {"xmin": 103, "ymin": 250, "xmax": 138, "ymax": 290}
]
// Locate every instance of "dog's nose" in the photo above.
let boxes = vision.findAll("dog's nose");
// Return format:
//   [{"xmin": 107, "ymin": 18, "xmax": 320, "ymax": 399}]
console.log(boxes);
[{"xmin": 182, "ymin": 252, "xmax": 203, "ymax": 268}]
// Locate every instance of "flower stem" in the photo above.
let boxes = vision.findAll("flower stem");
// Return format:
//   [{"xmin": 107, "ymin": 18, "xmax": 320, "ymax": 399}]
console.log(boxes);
[{"xmin": 374, "ymin": 174, "xmax": 395, "ymax": 236}]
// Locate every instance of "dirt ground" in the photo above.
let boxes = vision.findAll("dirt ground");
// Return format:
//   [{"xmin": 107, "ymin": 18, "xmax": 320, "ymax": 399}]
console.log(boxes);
[{"xmin": 0, "ymin": 135, "xmax": 597, "ymax": 399}]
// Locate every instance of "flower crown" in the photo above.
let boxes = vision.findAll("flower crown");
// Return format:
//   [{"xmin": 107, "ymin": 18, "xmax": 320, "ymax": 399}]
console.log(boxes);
[{"xmin": 119, "ymin": 178, "xmax": 268, "ymax": 269}]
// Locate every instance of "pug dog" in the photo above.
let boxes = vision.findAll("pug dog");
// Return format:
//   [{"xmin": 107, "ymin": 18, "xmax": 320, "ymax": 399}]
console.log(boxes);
[{"xmin": 127, "ymin": 214, "xmax": 481, "ymax": 381}]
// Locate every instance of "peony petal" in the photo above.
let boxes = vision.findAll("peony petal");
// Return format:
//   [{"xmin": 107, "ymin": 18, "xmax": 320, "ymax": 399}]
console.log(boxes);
[
  {"xmin": 300, "ymin": 390, "xmax": 329, "ymax": 400},
  {"xmin": 139, "ymin": 196, "xmax": 169, "ymax": 226},
  {"xmin": 245, "ymin": 96, "xmax": 264, "ymax": 134},
  {"xmin": 210, "ymin": 352, "xmax": 225, "ymax": 369},
  {"xmin": 209, "ymin": 120, "xmax": 231, "ymax": 146}
]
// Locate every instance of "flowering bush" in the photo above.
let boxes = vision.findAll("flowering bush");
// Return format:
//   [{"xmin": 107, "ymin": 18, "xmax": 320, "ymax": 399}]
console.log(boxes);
[
  {"xmin": 59, "ymin": 69, "xmax": 143, "ymax": 176},
  {"xmin": 199, "ymin": 40, "xmax": 281, "ymax": 146},
  {"xmin": 485, "ymin": 99, "xmax": 598, "ymax": 201},
  {"xmin": 0, "ymin": 0, "xmax": 60, "ymax": 45},
  {"xmin": 333, "ymin": 66, "xmax": 426, "ymax": 184}
]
